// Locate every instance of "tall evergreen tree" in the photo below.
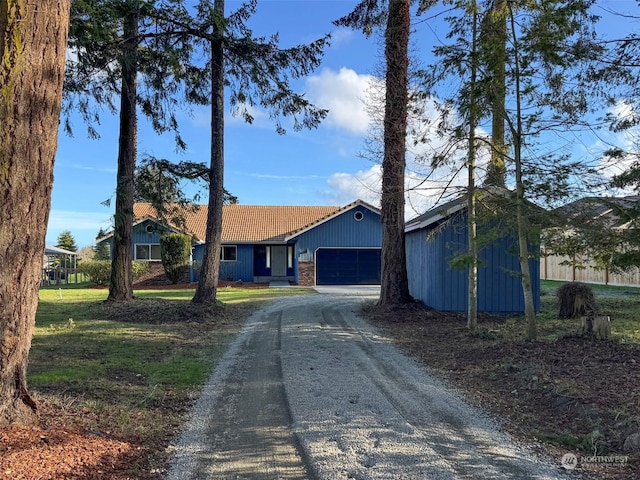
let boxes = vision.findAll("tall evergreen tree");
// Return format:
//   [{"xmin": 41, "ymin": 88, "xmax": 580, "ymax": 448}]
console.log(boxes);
[
  {"xmin": 335, "ymin": 0, "xmax": 434, "ymax": 305},
  {"xmin": 56, "ymin": 230, "xmax": 78, "ymax": 252},
  {"xmin": 65, "ymin": 0, "xmax": 197, "ymax": 302},
  {"xmin": 94, "ymin": 229, "xmax": 111, "ymax": 260},
  {"xmin": 163, "ymin": 0, "xmax": 330, "ymax": 305},
  {"xmin": 424, "ymin": 0, "xmax": 601, "ymax": 339},
  {"xmin": 480, "ymin": 0, "xmax": 508, "ymax": 187},
  {"xmin": 377, "ymin": 0, "xmax": 412, "ymax": 305},
  {"xmin": 466, "ymin": 0, "xmax": 480, "ymax": 331},
  {"xmin": 0, "ymin": 0, "xmax": 71, "ymax": 425}
]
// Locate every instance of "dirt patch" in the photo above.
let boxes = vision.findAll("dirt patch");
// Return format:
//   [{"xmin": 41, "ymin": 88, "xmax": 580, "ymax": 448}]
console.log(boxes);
[{"xmin": 364, "ymin": 303, "xmax": 640, "ymax": 479}]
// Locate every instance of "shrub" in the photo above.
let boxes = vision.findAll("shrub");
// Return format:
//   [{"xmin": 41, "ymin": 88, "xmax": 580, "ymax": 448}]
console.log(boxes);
[
  {"xmin": 160, "ymin": 233, "xmax": 191, "ymax": 284},
  {"xmin": 132, "ymin": 261, "xmax": 150, "ymax": 281},
  {"xmin": 78, "ymin": 260, "xmax": 149, "ymax": 285},
  {"xmin": 77, "ymin": 260, "xmax": 111, "ymax": 284}
]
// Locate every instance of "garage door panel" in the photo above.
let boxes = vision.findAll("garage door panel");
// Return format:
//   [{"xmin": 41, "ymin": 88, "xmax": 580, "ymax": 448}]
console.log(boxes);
[{"xmin": 316, "ymin": 249, "xmax": 381, "ymax": 285}]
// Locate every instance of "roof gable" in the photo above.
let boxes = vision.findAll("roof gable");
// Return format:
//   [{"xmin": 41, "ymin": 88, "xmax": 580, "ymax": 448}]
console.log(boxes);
[
  {"xmin": 284, "ymin": 199, "xmax": 381, "ymax": 240},
  {"xmin": 554, "ymin": 196, "xmax": 640, "ymax": 230}
]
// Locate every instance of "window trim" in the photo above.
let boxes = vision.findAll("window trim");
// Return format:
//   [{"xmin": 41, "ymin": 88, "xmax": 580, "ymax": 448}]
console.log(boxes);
[
  {"xmin": 135, "ymin": 243, "xmax": 161, "ymax": 261},
  {"xmin": 220, "ymin": 245, "xmax": 237, "ymax": 262}
]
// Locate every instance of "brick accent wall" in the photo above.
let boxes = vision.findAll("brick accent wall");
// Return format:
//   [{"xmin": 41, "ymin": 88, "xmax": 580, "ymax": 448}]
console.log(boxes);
[{"xmin": 298, "ymin": 261, "xmax": 315, "ymax": 286}]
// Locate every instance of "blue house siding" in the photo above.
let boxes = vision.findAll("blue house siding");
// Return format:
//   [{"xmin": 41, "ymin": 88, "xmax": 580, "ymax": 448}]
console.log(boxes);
[
  {"xmin": 294, "ymin": 205, "xmax": 382, "ymax": 254},
  {"xmin": 191, "ymin": 244, "xmax": 254, "ymax": 283},
  {"xmin": 406, "ymin": 213, "xmax": 540, "ymax": 314},
  {"xmin": 103, "ymin": 202, "xmax": 384, "ymax": 285}
]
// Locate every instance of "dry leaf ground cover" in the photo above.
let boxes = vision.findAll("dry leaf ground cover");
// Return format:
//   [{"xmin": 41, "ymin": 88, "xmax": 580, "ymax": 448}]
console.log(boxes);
[{"xmin": 365, "ymin": 280, "xmax": 640, "ymax": 480}]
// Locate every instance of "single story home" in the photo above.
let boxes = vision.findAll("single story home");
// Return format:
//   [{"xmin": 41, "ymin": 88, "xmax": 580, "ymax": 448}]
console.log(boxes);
[
  {"xmin": 99, "ymin": 200, "xmax": 382, "ymax": 286},
  {"xmin": 405, "ymin": 195, "xmax": 541, "ymax": 314}
]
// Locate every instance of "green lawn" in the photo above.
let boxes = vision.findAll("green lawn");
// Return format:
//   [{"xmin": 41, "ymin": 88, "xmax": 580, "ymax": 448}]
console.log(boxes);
[
  {"xmin": 30, "ymin": 283, "xmax": 313, "ymax": 463},
  {"xmin": 534, "ymin": 280, "xmax": 640, "ymax": 343}
]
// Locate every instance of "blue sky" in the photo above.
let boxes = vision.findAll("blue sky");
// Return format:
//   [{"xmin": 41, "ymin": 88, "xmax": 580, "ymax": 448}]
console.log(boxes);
[
  {"xmin": 47, "ymin": 0, "xmax": 637, "ymax": 248},
  {"xmin": 49, "ymin": 0, "xmax": 391, "ymax": 248}
]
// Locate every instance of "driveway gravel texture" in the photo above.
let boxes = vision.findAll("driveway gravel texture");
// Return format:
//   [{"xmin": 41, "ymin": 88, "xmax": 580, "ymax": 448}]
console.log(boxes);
[{"xmin": 165, "ymin": 291, "xmax": 578, "ymax": 480}]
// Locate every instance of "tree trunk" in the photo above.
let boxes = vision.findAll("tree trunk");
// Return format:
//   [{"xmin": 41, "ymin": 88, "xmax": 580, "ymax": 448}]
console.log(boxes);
[
  {"xmin": 467, "ymin": 1, "xmax": 479, "ymax": 331},
  {"xmin": 0, "ymin": 0, "xmax": 71, "ymax": 426},
  {"xmin": 193, "ymin": 0, "xmax": 225, "ymax": 305},
  {"xmin": 108, "ymin": 10, "xmax": 139, "ymax": 302},
  {"xmin": 483, "ymin": 0, "xmax": 507, "ymax": 187},
  {"xmin": 378, "ymin": 0, "xmax": 411, "ymax": 306},
  {"xmin": 509, "ymin": 6, "xmax": 537, "ymax": 340}
]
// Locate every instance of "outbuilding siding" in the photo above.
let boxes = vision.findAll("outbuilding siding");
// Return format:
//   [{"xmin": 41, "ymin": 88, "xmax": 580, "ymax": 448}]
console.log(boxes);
[{"xmin": 406, "ymin": 212, "xmax": 540, "ymax": 314}]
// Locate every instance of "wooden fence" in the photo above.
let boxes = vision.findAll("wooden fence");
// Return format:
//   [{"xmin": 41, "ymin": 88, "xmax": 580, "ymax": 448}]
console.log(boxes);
[{"xmin": 541, "ymin": 253, "xmax": 640, "ymax": 287}]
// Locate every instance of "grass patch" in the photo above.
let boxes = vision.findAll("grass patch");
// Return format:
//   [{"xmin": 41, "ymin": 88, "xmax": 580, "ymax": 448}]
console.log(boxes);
[
  {"xmin": 537, "ymin": 280, "xmax": 640, "ymax": 343},
  {"xmin": 30, "ymin": 283, "xmax": 313, "ymax": 475}
]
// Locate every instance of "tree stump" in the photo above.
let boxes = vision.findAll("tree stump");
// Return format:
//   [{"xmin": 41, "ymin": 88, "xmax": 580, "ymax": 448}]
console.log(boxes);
[{"xmin": 580, "ymin": 315, "xmax": 611, "ymax": 340}]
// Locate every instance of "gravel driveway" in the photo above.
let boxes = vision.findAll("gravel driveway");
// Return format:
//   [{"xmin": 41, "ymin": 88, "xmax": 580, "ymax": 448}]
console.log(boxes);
[{"xmin": 165, "ymin": 291, "xmax": 576, "ymax": 479}]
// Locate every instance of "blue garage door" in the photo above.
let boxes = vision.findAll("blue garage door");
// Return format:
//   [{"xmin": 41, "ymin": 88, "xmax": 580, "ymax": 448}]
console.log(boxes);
[{"xmin": 316, "ymin": 248, "xmax": 381, "ymax": 285}]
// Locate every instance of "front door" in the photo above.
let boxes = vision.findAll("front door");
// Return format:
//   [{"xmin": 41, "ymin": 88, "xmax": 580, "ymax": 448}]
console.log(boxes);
[{"xmin": 271, "ymin": 246, "xmax": 287, "ymax": 277}]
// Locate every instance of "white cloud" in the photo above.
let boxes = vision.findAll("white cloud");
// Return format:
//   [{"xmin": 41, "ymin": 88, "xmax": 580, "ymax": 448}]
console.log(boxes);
[
  {"xmin": 323, "ymin": 92, "xmax": 491, "ymax": 219},
  {"xmin": 305, "ymin": 67, "xmax": 375, "ymax": 135},
  {"xmin": 326, "ymin": 165, "xmax": 382, "ymax": 207},
  {"xmin": 329, "ymin": 28, "xmax": 355, "ymax": 48},
  {"xmin": 596, "ymin": 101, "xmax": 640, "ymax": 190},
  {"xmin": 70, "ymin": 164, "xmax": 117, "ymax": 174},
  {"xmin": 325, "ymin": 160, "xmax": 468, "ymax": 221}
]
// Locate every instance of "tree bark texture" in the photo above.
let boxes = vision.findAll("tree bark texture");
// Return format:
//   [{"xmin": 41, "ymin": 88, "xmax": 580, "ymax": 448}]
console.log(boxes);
[
  {"xmin": 193, "ymin": 0, "xmax": 225, "ymax": 305},
  {"xmin": 0, "ymin": 0, "xmax": 71, "ymax": 425},
  {"xmin": 483, "ymin": 0, "xmax": 507, "ymax": 187},
  {"xmin": 378, "ymin": 0, "xmax": 411, "ymax": 306},
  {"xmin": 108, "ymin": 10, "xmax": 139, "ymax": 302},
  {"xmin": 467, "ymin": 1, "xmax": 479, "ymax": 331}
]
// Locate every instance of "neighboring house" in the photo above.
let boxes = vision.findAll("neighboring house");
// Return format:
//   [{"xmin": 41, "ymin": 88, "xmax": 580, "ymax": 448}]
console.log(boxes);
[
  {"xmin": 99, "ymin": 200, "xmax": 382, "ymax": 286},
  {"xmin": 405, "ymin": 196, "xmax": 541, "ymax": 314},
  {"xmin": 542, "ymin": 196, "xmax": 640, "ymax": 286}
]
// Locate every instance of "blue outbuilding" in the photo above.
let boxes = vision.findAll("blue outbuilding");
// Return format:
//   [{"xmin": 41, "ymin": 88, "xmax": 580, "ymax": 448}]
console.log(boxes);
[{"xmin": 405, "ymin": 196, "xmax": 540, "ymax": 314}]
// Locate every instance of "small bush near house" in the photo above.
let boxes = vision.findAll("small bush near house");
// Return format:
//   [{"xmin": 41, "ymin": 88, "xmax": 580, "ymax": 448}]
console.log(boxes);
[
  {"xmin": 78, "ymin": 260, "xmax": 149, "ymax": 285},
  {"xmin": 77, "ymin": 260, "xmax": 111, "ymax": 284},
  {"xmin": 160, "ymin": 233, "xmax": 191, "ymax": 284},
  {"xmin": 132, "ymin": 260, "xmax": 150, "ymax": 281}
]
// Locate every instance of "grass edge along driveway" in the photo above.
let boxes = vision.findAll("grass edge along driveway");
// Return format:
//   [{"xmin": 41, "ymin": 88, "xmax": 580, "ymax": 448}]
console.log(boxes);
[{"xmin": 28, "ymin": 284, "xmax": 312, "ymax": 478}]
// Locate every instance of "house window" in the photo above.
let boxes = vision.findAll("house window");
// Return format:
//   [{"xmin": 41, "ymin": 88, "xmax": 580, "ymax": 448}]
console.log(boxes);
[
  {"xmin": 354, "ymin": 211, "xmax": 364, "ymax": 221},
  {"xmin": 287, "ymin": 246, "xmax": 293, "ymax": 269},
  {"xmin": 135, "ymin": 244, "xmax": 161, "ymax": 261},
  {"xmin": 221, "ymin": 245, "xmax": 237, "ymax": 262}
]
